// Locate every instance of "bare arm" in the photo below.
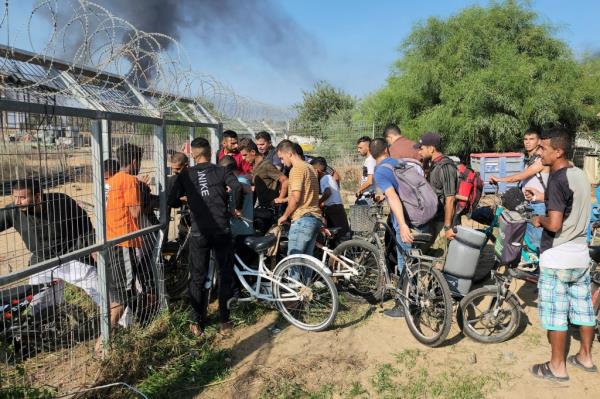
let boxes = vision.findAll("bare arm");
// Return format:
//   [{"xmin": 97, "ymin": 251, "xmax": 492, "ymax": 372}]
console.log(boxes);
[
  {"xmin": 491, "ymin": 161, "xmax": 544, "ymax": 183},
  {"xmin": 357, "ymin": 175, "xmax": 374, "ymax": 194},
  {"xmin": 279, "ymin": 190, "xmax": 300, "ymax": 223},
  {"xmin": 444, "ymin": 195, "xmax": 456, "ymax": 226},
  {"xmin": 320, "ymin": 187, "xmax": 332, "ymax": 206},
  {"xmin": 275, "ymin": 175, "xmax": 289, "ymax": 203},
  {"xmin": 534, "ymin": 210, "xmax": 563, "ymax": 233},
  {"xmin": 384, "ymin": 187, "xmax": 413, "ymax": 243}
]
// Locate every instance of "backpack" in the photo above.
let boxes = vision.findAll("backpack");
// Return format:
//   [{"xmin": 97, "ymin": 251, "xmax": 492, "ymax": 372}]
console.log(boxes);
[
  {"xmin": 380, "ymin": 161, "xmax": 438, "ymax": 226},
  {"xmin": 455, "ymin": 163, "xmax": 483, "ymax": 216}
]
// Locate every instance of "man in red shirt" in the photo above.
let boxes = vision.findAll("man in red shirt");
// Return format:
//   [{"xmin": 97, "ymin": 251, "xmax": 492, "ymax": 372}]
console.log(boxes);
[
  {"xmin": 217, "ymin": 130, "xmax": 252, "ymax": 174},
  {"xmin": 383, "ymin": 123, "xmax": 422, "ymax": 162}
]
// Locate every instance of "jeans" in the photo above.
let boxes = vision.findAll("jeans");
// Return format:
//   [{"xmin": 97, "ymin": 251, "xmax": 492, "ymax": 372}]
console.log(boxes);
[
  {"xmin": 525, "ymin": 202, "xmax": 545, "ymax": 250},
  {"xmin": 287, "ymin": 215, "xmax": 322, "ymax": 257},
  {"xmin": 188, "ymin": 232, "xmax": 235, "ymax": 328},
  {"xmin": 394, "ymin": 223, "xmax": 431, "ymax": 275}
]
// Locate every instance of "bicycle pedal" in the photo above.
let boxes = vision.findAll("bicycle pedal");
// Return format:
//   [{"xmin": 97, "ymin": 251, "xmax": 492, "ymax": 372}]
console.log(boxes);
[{"xmin": 227, "ymin": 296, "xmax": 239, "ymax": 310}]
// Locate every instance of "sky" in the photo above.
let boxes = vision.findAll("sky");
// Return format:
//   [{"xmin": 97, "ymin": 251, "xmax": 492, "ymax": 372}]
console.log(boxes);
[{"xmin": 2, "ymin": 0, "xmax": 600, "ymax": 109}]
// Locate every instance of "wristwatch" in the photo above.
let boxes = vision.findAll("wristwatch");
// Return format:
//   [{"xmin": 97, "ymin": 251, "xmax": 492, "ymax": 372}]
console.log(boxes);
[{"xmin": 443, "ymin": 225, "xmax": 452, "ymax": 232}]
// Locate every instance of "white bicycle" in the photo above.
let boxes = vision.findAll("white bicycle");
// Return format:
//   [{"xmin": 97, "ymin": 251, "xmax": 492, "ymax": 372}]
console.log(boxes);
[{"xmin": 210, "ymin": 235, "xmax": 339, "ymax": 332}]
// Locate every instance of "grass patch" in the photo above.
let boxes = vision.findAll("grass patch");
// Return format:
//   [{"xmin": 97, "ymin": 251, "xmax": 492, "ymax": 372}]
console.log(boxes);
[
  {"xmin": 89, "ymin": 306, "xmax": 229, "ymax": 398},
  {"xmin": 346, "ymin": 381, "xmax": 369, "ymax": 398},
  {"xmin": 230, "ymin": 301, "xmax": 272, "ymax": 327},
  {"xmin": 0, "ymin": 385, "xmax": 56, "ymax": 399},
  {"xmin": 259, "ymin": 381, "xmax": 334, "ymax": 399}
]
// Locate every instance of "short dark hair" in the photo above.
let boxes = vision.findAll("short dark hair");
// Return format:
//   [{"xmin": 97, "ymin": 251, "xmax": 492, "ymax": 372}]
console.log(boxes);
[
  {"xmin": 293, "ymin": 143, "xmax": 305, "ymax": 159},
  {"xmin": 103, "ymin": 159, "xmax": 120, "ymax": 175},
  {"xmin": 383, "ymin": 124, "xmax": 401, "ymax": 138},
  {"xmin": 191, "ymin": 137, "xmax": 211, "ymax": 158},
  {"xmin": 255, "ymin": 131, "xmax": 272, "ymax": 142},
  {"xmin": 524, "ymin": 128, "xmax": 540, "ymax": 138},
  {"xmin": 239, "ymin": 139, "xmax": 258, "ymax": 153},
  {"xmin": 542, "ymin": 127, "xmax": 572, "ymax": 156},
  {"xmin": 276, "ymin": 139, "xmax": 297, "ymax": 154},
  {"xmin": 170, "ymin": 152, "xmax": 189, "ymax": 165},
  {"xmin": 369, "ymin": 138, "xmax": 388, "ymax": 159},
  {"xmin": 12, "ymin": 178, "xmax": 41, "ymax": 196},
  {"xmin": 223, "ymin": 130, "xmax": 238, "ymax": 140},
  {"xmin": 310, "ymin": 157, "xmax": 327, "ymax": 170},
  {"xmin": 115, "ymin": 143, "xmax": 144, "ymax": 167},
  {"xmin": 218, "ymin": 155, "xmax": 237, "ymax": 174},
  {"xmin": 357, "ymin": 136, "xmax": 372, "ymax": 145}
]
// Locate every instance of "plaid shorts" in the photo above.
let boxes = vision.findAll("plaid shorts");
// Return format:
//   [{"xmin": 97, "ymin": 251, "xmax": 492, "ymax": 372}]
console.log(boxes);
[{"xmin": 538, "ymin": 267, "xmax": 596, "ymax": 331}]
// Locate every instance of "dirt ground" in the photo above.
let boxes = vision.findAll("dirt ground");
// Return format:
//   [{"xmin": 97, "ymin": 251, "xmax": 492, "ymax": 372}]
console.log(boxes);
[{"xmin": 196, "ymin": 280, "xmax": 600, "ymax": 399}]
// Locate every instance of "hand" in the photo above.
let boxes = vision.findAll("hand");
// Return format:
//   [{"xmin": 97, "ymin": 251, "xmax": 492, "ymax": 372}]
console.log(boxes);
[
  {"xmin": 138, "ymin": 175, "xmax": 150, "ymax": 185},
  {"xmin": 374, "ymin": 195, "xmax": 385, "ymax": 203},
  {"xmin": 355, "ymin": 191, "xmax": 361, "ymax": 198},
  {"xmin": 524, "ymin": 188, "xmax": 542, "ymax": 202},
  {"xmin": 531, "ymin": 216, "xmax": 542, "ymax": 228},
  {"xmin": 489, "ymin": 176, "xmax": 503, "ymax": 184},
  {"xmin": 274, "ymin": 197, "xmax": 287, "ymax": 204},
  {"xmin": 91, "ymin": 252, "xmax": 97, "ymax": 262},
  {"xmin": 179, "ymin": 196, "xmax": 188, "ymax": 203},
  {"xmin": 399, "ymin": 224, "xmax": 414, "ymax": 244},
  {"xmin": 232, "ymin": 209, "xmax": 241, "ymax": 218},
  {"xmin": 277, "ymin": 215, "xmax": 288, "ymax": 226},
  {"xmin": 445, "ymin": 228, "xmax": 456, "ymax": 240}
]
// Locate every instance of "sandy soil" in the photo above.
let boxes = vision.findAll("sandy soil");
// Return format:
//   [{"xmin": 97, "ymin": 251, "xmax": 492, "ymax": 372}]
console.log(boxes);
[{"xmin": 196, "ymin": 281, "xmax": 600, "ymax": 399}]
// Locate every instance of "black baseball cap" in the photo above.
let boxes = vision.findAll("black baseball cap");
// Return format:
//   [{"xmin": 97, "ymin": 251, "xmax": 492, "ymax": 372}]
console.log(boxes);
[{"xmin": 414, "ymin": 132, "xmax": 442, "ymax": 149}]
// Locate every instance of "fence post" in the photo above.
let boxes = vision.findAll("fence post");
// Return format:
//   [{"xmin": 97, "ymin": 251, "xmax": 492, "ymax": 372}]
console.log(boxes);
[
  {"xmin": 102, "ymin": 119, "xmax": 112, "ymax": 160},
  {"xmin": 372, "ymin": 121, "xmax": 375, "ymax": 139},
  {"xmin": 90, "ymin": 119, "xmax": 111, "ymax": 353},
  {"xmin": 152, "ymin": 122, "xmax": 168, "ymax": 308},
  {"xmin": 188, "ymin": 126, "xmax": 195, "ymax": 166},
  {"xmin": 212, "ymin": 123, "xmax": 223, "ymax": 163}
]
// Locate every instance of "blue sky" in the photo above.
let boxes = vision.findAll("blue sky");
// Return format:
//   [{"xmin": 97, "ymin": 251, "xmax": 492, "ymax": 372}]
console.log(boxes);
[{"xmin": 3, "ymin": 0, "xmax": 600, "ymax": 108}]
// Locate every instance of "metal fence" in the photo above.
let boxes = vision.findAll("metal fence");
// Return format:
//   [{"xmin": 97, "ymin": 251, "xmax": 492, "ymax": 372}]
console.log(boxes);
[{"xmin": 0, "ymin": 102, "xmax": 219, "ymax": 395}]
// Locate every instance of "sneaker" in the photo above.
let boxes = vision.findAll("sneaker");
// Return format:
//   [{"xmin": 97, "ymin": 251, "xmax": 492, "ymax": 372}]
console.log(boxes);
[
  {"xmin": 220, "ymin": 321, "xmax": 234, "ymax": 336},
  {"xmin": 383, "ymin": 303, "xmax": 405, "ymax": 318}
]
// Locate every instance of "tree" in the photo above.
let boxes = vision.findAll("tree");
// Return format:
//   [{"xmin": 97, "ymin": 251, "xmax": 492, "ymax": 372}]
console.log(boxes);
[
  {"xmin": 357, "ymin": 1, "xmax": 600, "ymax": 156},
  {"xmin": 294, "ymin": 81, "xmax": 355, "ymax": 127}
]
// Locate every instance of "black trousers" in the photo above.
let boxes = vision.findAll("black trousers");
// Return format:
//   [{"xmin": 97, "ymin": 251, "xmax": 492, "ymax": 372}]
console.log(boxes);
[
  {"xmin": 323, "ymin": 204, "xmax": 350, "ymax": 239},
  {"xmin": 188, "ymin": 232, "xmax": 235, "ymax": 327}
]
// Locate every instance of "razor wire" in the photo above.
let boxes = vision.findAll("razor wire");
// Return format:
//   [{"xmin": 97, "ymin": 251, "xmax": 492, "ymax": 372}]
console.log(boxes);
[{"xmin": 0, "ymin": 0, "xmax": 293, "ymax": 121}]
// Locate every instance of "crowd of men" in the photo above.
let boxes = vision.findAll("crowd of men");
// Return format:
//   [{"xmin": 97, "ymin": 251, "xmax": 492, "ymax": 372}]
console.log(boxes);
[{"xmin": 1, "ymin": 124, "xmax": 596, "ymax": 380}]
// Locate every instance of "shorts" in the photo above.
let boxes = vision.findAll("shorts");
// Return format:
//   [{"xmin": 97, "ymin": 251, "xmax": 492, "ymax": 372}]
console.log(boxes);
[
  {"xmin": 106, "ymin": 246, "xmax": 137, "ymax": 304},
  {"xmin": 538, "ymin": 267, "xmax": 596, "ymax": 331}
]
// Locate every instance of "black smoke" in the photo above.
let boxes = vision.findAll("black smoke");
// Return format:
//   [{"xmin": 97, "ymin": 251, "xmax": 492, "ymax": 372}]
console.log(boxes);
[{"xmin": 46, "ymin": 0, "xmax": 318, "ymax": 87}]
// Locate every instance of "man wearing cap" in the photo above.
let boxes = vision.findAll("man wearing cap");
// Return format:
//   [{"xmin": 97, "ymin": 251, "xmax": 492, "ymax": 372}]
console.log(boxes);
[{"xmin": 415, "ymin": 132, "xmax": 458, "ymax": 253}]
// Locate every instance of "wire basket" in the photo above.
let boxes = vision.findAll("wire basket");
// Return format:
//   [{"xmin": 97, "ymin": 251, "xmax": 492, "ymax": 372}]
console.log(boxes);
[{"xmin": 349, "ymin": 205, "xmax": 375, "ymax": 233}]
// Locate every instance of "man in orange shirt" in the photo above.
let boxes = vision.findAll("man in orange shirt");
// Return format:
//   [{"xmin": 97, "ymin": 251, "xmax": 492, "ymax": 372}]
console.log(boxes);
[{"xmin": 102, "ymin": 143, "xmax": 151, "ymax": 350}]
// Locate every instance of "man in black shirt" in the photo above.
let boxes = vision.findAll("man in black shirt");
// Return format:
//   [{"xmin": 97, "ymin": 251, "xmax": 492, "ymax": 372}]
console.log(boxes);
[
  {"xmin": 415, "ymin": 132, "xmax": 458, "ymax": 253},
  {"xmin": 168, "ymin": 137, "xmax": 242, "ymax": 337},
  {"xmin": 0, "ymin": 179, "xmax": 95, "ymax": 266}
]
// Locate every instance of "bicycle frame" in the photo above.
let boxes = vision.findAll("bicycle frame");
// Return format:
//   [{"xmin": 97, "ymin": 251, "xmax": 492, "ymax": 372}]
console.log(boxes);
[
  {"xmin": 315, "ymin": 242, "xmax": 360, "ymax": 279},
  {"xmin": 233, "ymin": 253, "xmax": 322, "ymax": 303}
]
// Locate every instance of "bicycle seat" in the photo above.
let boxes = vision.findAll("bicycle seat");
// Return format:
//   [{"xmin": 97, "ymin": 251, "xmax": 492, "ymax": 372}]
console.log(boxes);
[
  {"xmin": 412, "ymin": 232, "xmax": 432, "ymax": 247},
  {"xmin": 589, "ymin": 246, "xmax": 600, "ymax": 263},
  {"xmin": 244, "ymin": 235, "xmax": 277, "ymax": 253}
]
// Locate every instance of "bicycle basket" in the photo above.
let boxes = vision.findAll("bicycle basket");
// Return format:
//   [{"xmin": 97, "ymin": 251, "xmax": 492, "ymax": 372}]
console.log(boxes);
[{"xmin": 349, "ymin": 205, "xmax": 374, "ymax": 233}]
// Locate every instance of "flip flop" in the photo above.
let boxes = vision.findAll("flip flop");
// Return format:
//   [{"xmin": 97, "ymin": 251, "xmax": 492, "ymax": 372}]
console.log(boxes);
[
  {"xmin": 568, "ymin": 355, "xmax": 598, "ymax": 373},
  {"xmin": 530, "ymin": 362, "xmax": 569, "ymax": 382}
]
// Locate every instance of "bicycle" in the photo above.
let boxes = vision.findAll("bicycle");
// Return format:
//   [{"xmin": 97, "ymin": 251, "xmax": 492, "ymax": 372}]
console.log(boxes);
[
  {"xmin": 370, "ymin": 220, "xmax": 454, "ymax": 347},
  {"xmin": 315, "ymin": 226, "xmax": 383, "ymax": 300},
  {"xmin": 212, "ymin": 234, "xmax": 339, "ymax": 331},
  {"xmin": 460, "ymin": 198, "xmax": 600, "ymax": 343}
]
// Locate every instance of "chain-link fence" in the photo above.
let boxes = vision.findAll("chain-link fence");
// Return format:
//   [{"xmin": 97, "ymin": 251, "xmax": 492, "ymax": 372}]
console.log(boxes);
[{"xmin": 0, "ymin": 104, "xmax": 217, "ymax": 395}]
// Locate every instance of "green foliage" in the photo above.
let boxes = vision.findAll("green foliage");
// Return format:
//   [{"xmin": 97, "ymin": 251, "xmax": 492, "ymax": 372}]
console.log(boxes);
[
  {"xmin": 357, "ymin": 0, "xmax": 600, "ymax": 155},
  {"xmin": 0, "ymin": 386, "xmax": 56, "ymax": 399},
  {"xmin": 294, "ymin": 81, "xmax": 356, "ymax": 126}
]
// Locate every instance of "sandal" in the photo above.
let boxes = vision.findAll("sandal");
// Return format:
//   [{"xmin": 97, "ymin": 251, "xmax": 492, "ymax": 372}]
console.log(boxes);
[
  {"xmin": 189, "ymin": 323, "xmax": 205, "ymax": 339},
  {"xmin": 568, "ymin": 355, "xmax": 598, "ymax": 373},
  {"xmin": 530, "ymin": 362, "xmax": 569, "ymax": 382}
]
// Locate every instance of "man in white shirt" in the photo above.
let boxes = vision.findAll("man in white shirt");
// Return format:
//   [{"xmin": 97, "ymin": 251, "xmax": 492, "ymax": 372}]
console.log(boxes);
[
  {"xmin": 311, "ymin": 157, "xmax": 350, "ymax": 239},
  {"xmin": 356, "ymin": 136, "xmax": 376, "ymax": 198}
]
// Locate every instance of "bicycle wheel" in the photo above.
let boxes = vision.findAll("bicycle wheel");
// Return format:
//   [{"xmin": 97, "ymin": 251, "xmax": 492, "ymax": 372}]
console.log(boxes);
[
  {"xmin": 460, "ymin": 286, "xmax": 521, "ymax": 343},
  {"xmin": 164, "ymin": 250, "xmax": 190, "ymax": 299},
  {"xmin": 273, "ymin": 256, "xmax": 338, "ymax": 332},
  {"xmin": 333, "ymin": 239, "xmax": 385, "ymax": 300},
  {"xmin": 402, "ymin": 264, "xmax": 453, "ymax": 347}
]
